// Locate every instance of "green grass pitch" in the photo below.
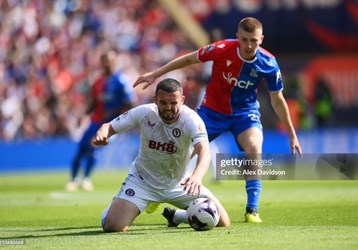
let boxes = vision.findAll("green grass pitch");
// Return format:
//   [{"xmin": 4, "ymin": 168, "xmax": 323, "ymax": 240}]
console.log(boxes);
[{"xmin": 0, "ymin": 170, "xmax": 357, "ymax": 250}]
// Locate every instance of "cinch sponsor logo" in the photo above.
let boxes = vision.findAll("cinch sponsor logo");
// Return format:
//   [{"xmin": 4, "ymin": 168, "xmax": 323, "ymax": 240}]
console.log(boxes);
[
  {"xmin": 148, "ymin": 140, "xmax": 177, "ymax": 153},
  {"xmin": 222, "ymin": 72, "xmax": 254, "ymax": 89}
]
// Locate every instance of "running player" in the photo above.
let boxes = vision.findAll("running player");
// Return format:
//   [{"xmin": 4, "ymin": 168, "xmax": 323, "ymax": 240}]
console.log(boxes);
[
  {"xmin": 134, "ymin": 17, "xmax": 302, "ymax": 223},
  {"xmin": 66, "ymin": 50, "xmax": 135, "ymax": 191},
  {"xmin": 95, "ymin": 78, "xmax": 230, "ymax": 232}
]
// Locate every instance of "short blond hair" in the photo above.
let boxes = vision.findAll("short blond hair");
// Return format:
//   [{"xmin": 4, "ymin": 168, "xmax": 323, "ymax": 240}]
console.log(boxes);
[{"xmin": 238, "ymin": 17, "xmax": 263, "ymax": 33}]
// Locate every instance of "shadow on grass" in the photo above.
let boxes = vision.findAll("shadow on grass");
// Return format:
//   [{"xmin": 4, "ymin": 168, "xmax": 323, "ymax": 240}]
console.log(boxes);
[
  {"xmin": 0, "ymin": 224, "xmax": 196, "ymax": 240},
  {"xmin": 1, "ymin": 226, "xmax": 99, "ymax": 232},
  {"xmin": 0, "ymin": 226, "xmax": 103, "ymax": 240}
]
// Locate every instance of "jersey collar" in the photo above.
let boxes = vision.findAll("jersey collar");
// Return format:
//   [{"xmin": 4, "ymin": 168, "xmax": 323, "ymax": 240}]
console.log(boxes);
[{"xmin": 237, "ymin": 46, "xmax": 258, "ymax": 63}]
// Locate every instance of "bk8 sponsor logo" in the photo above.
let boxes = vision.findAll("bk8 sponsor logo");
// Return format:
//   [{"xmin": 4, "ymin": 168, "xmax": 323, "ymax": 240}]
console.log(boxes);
[{"xmin": 148, "ymin": 140, "xmax": 177, "ymax": 153}]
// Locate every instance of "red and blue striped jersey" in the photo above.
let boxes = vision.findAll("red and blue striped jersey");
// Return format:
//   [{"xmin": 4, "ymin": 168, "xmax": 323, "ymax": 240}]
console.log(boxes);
[
  {"xmin": 91, "ymin": 71, "xmax": 134, "ymax": 123},
  {"xmin": 197, "ymin": 39, "xmax": 283, "ymax": 115}
]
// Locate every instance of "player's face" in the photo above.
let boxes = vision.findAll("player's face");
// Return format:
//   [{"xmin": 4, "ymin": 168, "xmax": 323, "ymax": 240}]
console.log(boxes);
[
  {"xmin": 101, "ymin": 51, "xmax": 116, "ymax": 76},
  {"xmin": 154, "ymin": 90, "xmax": 185, "ymax": 124},
  {"xmin": 236, "ymin": 29, "xmax": 263, "ymax": 60}
]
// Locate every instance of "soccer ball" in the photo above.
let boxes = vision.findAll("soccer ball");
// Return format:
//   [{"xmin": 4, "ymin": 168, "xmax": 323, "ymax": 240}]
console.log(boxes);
[{"xmin": 186, "ymin": 198, "xmax": 220, "ymax": 231}]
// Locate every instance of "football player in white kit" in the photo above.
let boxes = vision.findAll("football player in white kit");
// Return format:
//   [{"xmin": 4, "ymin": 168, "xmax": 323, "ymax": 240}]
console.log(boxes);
[{"xmin": 93, "ymin": 78, "xmax": 230, "ymax": 232}]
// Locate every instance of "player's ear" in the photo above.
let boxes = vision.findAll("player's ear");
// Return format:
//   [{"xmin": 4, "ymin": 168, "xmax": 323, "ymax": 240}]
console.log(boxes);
[
  {"xmin": 181, "ymin": 95, "xmax": 185, "ymax": 104},
  {"xmin": 259, "ymin": 35, "xmax": 264, "ymax": 45},
  {"xmin": 153, "ymin": 95, "xmax": 158, "ymax": 104}
]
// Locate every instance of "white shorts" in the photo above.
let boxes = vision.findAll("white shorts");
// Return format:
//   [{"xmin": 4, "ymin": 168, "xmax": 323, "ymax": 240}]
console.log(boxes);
[{"xmin": 113, "ymin": 173, "xmax": 210, "ymax": 213}]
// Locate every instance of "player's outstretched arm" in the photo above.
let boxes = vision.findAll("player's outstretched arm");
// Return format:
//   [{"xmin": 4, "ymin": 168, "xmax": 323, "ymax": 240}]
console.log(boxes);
[
  {"xmin": 181, "ymin": 141, "xmax": 211, "ymax": 196},
  {"xmin": 92, "ymin": 122, "xmax": 117, "ymax": 146},
  {"xmin": 133, "ymin": 52, "xmax": 199, "ymax": 90},
  {"xmin": 269, "ymin": 91, "xmax": 302, "ymax": 157}
]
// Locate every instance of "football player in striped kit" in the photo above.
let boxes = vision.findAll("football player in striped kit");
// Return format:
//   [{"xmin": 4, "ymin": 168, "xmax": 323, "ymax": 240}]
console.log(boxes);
[{"xmin": 66, "ymin": 51, "xmax": 135, "ymax": 192}]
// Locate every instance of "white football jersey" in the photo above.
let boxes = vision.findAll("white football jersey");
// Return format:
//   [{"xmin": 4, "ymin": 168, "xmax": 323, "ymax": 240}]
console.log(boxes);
[{"xmin": 110, "ymin": 103, "xmax": 208, "ymax": 188}]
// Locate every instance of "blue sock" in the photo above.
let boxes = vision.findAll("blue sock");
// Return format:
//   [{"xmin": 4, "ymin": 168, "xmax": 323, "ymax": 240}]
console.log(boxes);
[{"xmin": 246, "ymin": 179, "xmax": 262, "ymax": 212}]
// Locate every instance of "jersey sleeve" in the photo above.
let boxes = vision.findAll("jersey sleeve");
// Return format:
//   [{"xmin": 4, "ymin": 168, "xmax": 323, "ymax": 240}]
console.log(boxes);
[
  {"xmin": 184, "ymin": 110, "xmax": 208, "ymax": 146},
  {"xmin": 265, "ymin": 59, "xmax": 284, "ymax": 92},
  {"xmin": 110, "ymin": 105, "xmax": 145, "ymax": 133},
  {"xmin": 197, "ymin": 40, "xmax": 225, "ymax": 63}
]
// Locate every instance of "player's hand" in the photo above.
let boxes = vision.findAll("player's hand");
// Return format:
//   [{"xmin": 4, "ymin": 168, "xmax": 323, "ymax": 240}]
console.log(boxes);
[
  {"xmin": 291, "ymin": 138, "xmax": 302, "ymax": 158},
  {"xmin": 181, "ymin": 176, "xmax": 203, "ymax": 196},
  {"xmin": 133, "ymin": 72, "xmax": 156, "ymax": 90},
  {"xmin": 92, "ymin": 133, "xmax": 109, "ymax": 146},
  {"xmin": 92, "ymin": 123, "xmax": 115, "ymax": 147}
]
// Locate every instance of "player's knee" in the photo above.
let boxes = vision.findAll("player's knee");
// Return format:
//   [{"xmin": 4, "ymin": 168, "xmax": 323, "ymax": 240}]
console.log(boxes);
[
  {"xmin": 101, "ymin": 208, "xmax": 129, "ymax": 233},
  {"xmin": 103, "ymin": 220, "xmax": 129, "ymax": 232},
  {"xmin": 244, "ymin": 144, "xmax": 261, "ymax": 154},
  {"xmin": 217, "ymin": 218, "xmax": 230, "ymax": 227},
  {"xmin": 106, "ymin": 225, "xmax": 129, "ymax": 233}
]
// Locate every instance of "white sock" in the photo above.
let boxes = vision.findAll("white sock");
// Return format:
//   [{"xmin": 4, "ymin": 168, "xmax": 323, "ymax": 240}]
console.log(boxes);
[{"xmin": 173, "ymin": 209, "xmax": 188, "ymax": 224}]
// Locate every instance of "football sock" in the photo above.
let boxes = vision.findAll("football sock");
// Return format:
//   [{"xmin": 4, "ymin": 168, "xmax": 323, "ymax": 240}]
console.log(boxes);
[
  {"xmin": 246, "ymin": 179, "xmax": 262, "ymax": 212},
  {"xmin": 173, "ymin": 209, "xmax": 188, "ymax": 224}
]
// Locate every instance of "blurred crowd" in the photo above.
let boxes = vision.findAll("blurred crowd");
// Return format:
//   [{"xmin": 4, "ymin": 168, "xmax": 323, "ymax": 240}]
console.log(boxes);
[
  {"xmin": 1, "ymin": 0, "xmax": 348, "ymax": 143},
  {"xmin": 0, "ymin": 0, "xmax": 204, "ymax": 141}
]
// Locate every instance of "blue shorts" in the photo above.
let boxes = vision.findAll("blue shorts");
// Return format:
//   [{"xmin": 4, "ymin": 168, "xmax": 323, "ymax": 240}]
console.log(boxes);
[{"xmin": 197, "ymin": 106, "xmax": 262, "ymax": 150}]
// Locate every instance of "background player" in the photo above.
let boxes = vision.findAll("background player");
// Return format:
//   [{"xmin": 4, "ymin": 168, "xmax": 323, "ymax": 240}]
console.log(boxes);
[
  {"xmin": 94, "ymin": 78, "xmax": 230, "ymax": 232},
  {"xmin": 133, "ymin": 17, "xmax": 302, "ymax": 222},
  {"xmin": 66, "ymin": 50, "xmax": 135, "ymax": 191}
]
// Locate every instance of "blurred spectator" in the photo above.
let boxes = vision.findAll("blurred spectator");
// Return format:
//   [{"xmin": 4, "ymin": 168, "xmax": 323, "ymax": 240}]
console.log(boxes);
[
  {"xmin": 280, "ymin": 74, "xmax": 310, "ymax": 131},
  {"xmin": 182, "ymin": 76, "xmax": 205, "ymax": 110},
  {"xmin": 0, "ymin": 0, "xmax": 197, "ymax": 142},
  {"xmin": 259, "ymin": 73, "xmax": 312, "ymax": 132},
  {"xmin": 66, "ymin": 50, "xmax": 135, "ymax": 192},
  {"xmin": 314, "ymin": 77, "xmax": 332, "ymax": 127}
]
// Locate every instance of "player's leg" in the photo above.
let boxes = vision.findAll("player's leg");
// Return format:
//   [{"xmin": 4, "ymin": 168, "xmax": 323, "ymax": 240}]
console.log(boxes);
[
  {"xmin": 162, "ymin": 183, "xmax": 230, "ymax": 227},
  {"xmin": 66, "ymin": 129, "xmax": 89, "ymax": 191},
  {"xmin": 70, "ymin": 145, "xmax": 83, "ymax": 181},
  {"xmin": 81, "ymin": 122, "xmax": 101, "ymax": 191},
  {"xmin": 232, "ymin": 109, "xmax": 263, "ymax": 222},
  {"xmin": 161, "ymin": 184, "xmax": 190, "ymax": 227},
  {"xmin": 236, "ymin": 126, "xmax": 263, "ymax": 223},
  {"xmin": 102, "ymin": 173, "xmax": 161, "ymax": 232},
  {"xmin": 102, "ymin": 199, "xmax": 140, "ymax": 232},
  {"xmin": 70, "ymin": 137, "xmax": 88, "ymax": 182},
  {"xmin": 205, "ymin": 189, "xmax": 230, "ymax": 227},
  {"xmin": 82, "ymin": 145, "xmax": 96, "ymax": 191},
  {"xmin": 237, "ymin": 127, "xmax": 263, "ymax": 155},
  {"xmin": 66, "ymin": 144, "xmax": 84, "ymax": 191}
]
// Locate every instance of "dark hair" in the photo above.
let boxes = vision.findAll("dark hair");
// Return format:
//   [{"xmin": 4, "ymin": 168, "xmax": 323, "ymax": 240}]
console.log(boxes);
[
  {"xmin": 238, "ymin": 17, "xmax": 263, "ymax": 33},
  {"xmin": 155, "ymin": 78, "xmax": 183, "ymax": 95}
]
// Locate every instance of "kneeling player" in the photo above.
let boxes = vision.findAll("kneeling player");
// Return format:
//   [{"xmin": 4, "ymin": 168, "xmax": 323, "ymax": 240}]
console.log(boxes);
[{"xmin": 93, "ymin": 78, "xmax": 230, "ymax": 232}]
